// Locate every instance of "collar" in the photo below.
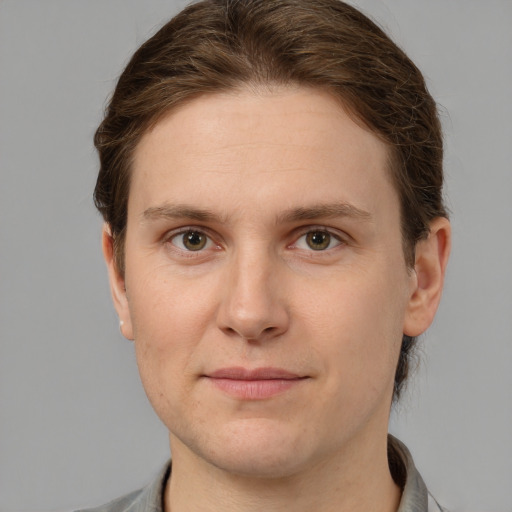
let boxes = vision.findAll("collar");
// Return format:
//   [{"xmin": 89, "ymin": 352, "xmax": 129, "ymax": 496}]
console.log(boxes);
[
  {"xmin": 82, "ymin": 436, "xmax": 443, "ymax": 512},
  {"xmin": 389, "ymin": 435, "xmax": 445, "ymax": 512}
]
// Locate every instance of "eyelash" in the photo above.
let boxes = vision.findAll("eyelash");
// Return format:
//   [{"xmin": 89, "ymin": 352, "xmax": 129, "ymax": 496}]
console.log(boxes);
[
  {"xmin": 164, "ymin": 227, "xmax": 220, "ymax": 255},
  {"xmin": 292, "ymin": 228, "xmax": 344, "ymax": 252},
  {"xmin": 163, "ymin": 226, "xmax": 346, "ymax": 256}
]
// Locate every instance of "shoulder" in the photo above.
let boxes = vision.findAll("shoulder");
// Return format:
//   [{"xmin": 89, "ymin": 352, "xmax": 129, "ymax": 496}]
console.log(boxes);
[
  {"xmin": 428, "ymin": 493, "xmax": 449, "ymax": 512},
  {"xmin": 75, "ymin": 462, "xmax": 171, "ymax": 512},
  {"xmin": 76, "ymin": 488, "xmax": 145, "ymax": 512},
  {"xmin": 389, "ymin": 435, "xmax": 449, "ymax": 512}
]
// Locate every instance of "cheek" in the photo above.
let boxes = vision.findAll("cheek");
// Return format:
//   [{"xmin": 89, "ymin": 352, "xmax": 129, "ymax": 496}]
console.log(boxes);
[
  {"xmin": 126, "ymin": 257, "xmax": 216, "ymax": 342},
  {"xmin": 302, "ymin": 267, "xmax": 407, "ymax": 396},
  {"xmin": 125, "ymin": 265, "xmax": 217, "ymax": 399}
]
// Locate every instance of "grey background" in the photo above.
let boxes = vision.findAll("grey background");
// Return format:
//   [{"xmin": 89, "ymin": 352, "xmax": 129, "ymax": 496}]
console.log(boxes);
[{"xmin": 0, "ymin": 1, "xmax": 511, "ymax": 511}]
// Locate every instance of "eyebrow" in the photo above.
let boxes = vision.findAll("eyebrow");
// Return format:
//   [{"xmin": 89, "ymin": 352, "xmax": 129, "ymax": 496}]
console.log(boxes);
[
  {"xmin": 277, "ymin": 202, "xmax": 372, "ymax": 223},
  {"xmin": 142, "ymin": 204, "xmax": 225, "ymax": 223},
  {"xmin": 141, "ymin": 202, "xmax": 371, "ymax": 224}
]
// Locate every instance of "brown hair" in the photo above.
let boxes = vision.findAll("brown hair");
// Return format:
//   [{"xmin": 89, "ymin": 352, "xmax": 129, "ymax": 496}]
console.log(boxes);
[{"xmin": 94, "ymin": 0, "xmax": 447, "ymax": 401}]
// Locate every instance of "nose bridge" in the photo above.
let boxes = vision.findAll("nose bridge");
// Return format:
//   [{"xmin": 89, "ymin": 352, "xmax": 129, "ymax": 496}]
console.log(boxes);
[
  {"xmin": 217, "ymin": 241, "xmax": 288, "ymax": 340},
  {"xmin": 235, "ymin": 242, "xmax": 270, "ymax": 293}
]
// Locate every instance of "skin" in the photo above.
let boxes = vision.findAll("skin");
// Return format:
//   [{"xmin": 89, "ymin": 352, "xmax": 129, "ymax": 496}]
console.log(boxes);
[{"xmin": 104, "ymin": 86, "xmax": 450, "ymax": 512}]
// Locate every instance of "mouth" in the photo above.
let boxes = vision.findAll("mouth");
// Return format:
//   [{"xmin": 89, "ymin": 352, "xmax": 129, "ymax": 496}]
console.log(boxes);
[{"xmin": 203, "ymin": 367, "xmax": 308, "ymax": 400}]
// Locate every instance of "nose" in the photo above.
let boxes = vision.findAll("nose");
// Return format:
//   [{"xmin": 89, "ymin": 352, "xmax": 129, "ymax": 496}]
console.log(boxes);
[{"xmin": 216, "ymin": 247, "xmax": 290, "ymax": 342}]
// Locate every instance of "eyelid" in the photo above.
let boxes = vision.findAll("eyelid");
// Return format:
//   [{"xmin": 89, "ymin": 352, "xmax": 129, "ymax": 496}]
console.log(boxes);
[
  {"xmin": 290, "ymin": 226, "xmax": 347, "ymax": 251},
  {"xmin": 163, "ymin": 226, "xmax": 221, "ymax": 253},
  {"xmin": 160, "ymin": 224, "xmax": 348, "ymax": 253}
]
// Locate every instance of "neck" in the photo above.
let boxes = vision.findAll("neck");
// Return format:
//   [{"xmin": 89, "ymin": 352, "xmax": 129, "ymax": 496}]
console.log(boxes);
[{"xmin": 164, "ymin": 432, "xmax": 401, "ymax": 512}]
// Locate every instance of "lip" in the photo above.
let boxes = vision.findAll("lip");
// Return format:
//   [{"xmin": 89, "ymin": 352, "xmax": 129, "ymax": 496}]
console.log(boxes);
[{"xmin": 204, "ymin": 367, "xmax": 307, "ymax": 400}]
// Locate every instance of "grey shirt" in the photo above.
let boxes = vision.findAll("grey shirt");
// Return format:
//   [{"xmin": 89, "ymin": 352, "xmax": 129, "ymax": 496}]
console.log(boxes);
[{"xmin": 77, "ymin": 436, "xmax": 446, "ymax": 512}]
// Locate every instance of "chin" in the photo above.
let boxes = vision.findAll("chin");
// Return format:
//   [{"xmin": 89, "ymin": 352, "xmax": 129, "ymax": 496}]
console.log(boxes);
[
  {"xmin": 177, "ymin": 417, "xmax": 314, "ymax": 479},
  {"xmin": 207, "ymin": 447, "xmax": 308, "ymax": 480}
]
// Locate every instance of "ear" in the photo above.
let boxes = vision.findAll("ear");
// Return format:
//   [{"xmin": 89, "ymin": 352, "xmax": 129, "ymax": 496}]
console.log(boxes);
[
  {"xmin": 403, "ymin": 217, "xmax": 451, "ymax": 337},
  {"xmin": 102, "ymin": 225, "xmax": 134, "ymax": 340}
]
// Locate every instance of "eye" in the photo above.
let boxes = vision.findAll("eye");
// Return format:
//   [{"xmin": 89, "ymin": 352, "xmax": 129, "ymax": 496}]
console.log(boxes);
[
  {"xmin": 169, "ymin": 230, "xmax": 214, "ymax": 252},
  {"xmin": 294, "ymin": 229, "xmax": 342, "ymax": 251}
]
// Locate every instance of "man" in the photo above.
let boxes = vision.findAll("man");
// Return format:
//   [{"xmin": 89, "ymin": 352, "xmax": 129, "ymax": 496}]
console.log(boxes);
[{"xmin": 84, "ymin": 1, "xmax": 451, "ymax": 510}]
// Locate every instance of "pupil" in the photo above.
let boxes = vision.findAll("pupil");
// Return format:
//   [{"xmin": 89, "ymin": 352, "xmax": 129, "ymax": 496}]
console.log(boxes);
[
  {"xmin": 184, "ymin": 231, "xmax": 206, "ymax": 251},
  {"xmin": 307, "ymin": 231, "xmax": 330, "ymax": 250}
]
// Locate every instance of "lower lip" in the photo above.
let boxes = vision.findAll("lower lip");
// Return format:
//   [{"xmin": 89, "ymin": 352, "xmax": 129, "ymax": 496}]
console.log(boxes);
[{"xmin": 207, "ymin": 378, "xmax": 304, "ymax": 400}]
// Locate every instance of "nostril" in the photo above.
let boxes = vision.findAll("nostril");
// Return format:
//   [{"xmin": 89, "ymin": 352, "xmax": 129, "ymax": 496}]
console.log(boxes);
[{"xmin": 221, "ymin": 323, "xmax": 280, "ymax": 341}]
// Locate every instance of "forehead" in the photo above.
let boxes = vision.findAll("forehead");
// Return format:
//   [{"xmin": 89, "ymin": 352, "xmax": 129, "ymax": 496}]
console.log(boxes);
[{"xmin": 130, "ymin": 86, "xmax": 397, "ymax": 222}]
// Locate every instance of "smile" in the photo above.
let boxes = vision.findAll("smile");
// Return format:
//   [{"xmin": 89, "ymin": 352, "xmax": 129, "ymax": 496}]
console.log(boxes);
[{"xmin": 204, "ymin": 367, "xmax": 308, "ymax": 400}]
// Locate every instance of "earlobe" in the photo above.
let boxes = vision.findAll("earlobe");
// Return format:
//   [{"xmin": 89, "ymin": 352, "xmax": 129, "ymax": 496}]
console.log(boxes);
[
  {"xmin": 102, "ymin": 225, "xmax": 134, "ymax": 340},
  {"xmin": 403, "ymin": 217, "xmax": 451, "ymax": 337}
]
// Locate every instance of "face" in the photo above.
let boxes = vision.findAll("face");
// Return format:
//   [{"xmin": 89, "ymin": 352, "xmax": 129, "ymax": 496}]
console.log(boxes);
[{"xmin": 106, "ymin": 86, "xmax": 440, "ymax": 478}]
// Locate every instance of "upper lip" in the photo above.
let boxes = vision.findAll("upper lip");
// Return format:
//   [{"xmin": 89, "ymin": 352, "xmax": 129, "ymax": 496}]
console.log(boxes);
[{"xmin": 207, "ymin": 367, "xmax": 304, "ymax": 380}]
